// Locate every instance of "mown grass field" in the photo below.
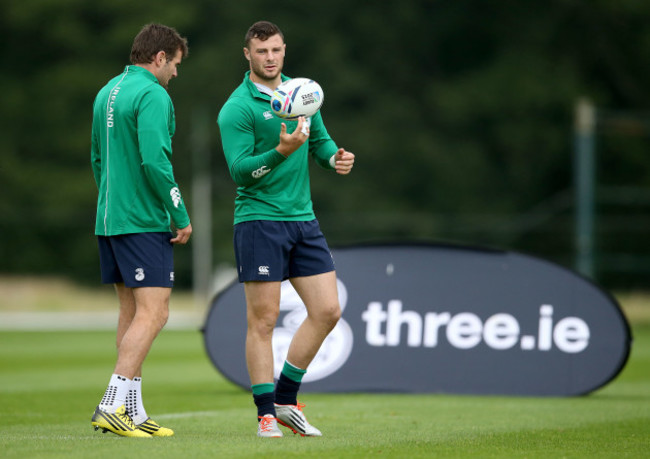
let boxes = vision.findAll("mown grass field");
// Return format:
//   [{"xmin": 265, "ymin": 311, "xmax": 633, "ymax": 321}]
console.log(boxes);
[
  {"xmin": 0, "ymin": 324, "xmax": 648, "ymax": 458},
  {"xmin": 0, "ymin": 279, "xmax": 649, "ymax": 457}
]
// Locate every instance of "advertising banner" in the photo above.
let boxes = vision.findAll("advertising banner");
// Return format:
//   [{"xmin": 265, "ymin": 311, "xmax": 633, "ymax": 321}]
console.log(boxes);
[{"xmin": 203, "ymin": 244, "xmax": 631, "ymax": 395}]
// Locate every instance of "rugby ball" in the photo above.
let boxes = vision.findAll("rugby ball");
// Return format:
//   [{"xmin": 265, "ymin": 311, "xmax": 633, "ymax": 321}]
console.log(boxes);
[{"xmin": 270, "ymin": 78, "xmax": 324, "ymax": 119}]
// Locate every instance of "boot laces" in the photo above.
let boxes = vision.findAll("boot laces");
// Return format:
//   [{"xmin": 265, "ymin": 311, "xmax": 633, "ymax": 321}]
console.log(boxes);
[{"xmin": 258, "ymin": 415, "xmax": 277, "ymax": 432}]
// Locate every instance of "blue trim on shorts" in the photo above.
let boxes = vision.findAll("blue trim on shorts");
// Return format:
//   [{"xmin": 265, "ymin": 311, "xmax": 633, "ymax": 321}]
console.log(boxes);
[
  {"xmin": 97, "ymin": 232, "xmax": 175, "ymax": 288},
  {"xmin": 233, "ymin": 220, "xmax": 335, "ymax": 282}
]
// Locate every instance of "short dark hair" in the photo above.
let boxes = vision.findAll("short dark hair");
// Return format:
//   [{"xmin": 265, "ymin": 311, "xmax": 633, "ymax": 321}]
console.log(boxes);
[
  {"xmin": 244, "ymin": 21, "xmax": 284, "ymax": 48},
  {"xmin": 130, "ymin": 23, "xmax": 189, "ymax": 65}
]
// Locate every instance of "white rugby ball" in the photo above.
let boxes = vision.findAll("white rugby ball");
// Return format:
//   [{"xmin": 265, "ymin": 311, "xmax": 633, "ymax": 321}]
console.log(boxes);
[{"xmin": 270, "ymin": 78, "xmax": 324, "ymax": 119}]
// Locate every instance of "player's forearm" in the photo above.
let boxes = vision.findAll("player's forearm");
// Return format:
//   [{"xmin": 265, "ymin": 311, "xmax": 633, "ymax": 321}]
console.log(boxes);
[{"xmin": 228, "ymin": 149, "xmax": 287, "ymax": 186}]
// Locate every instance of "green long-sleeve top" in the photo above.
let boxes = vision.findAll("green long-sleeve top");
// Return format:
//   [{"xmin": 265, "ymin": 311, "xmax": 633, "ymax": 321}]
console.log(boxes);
[
  {"xmin": 218, "ymin": 72, "xmax": 339, "ymax": 225},
  {"xmin": 91, "ymin": 65, "xmax": 190, "ymax": 236}
]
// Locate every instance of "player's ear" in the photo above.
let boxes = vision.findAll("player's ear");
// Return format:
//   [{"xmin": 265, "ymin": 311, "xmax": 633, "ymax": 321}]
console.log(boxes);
[
  {"xmin": 155, "ymin": 51, "xmax": 166, "ymax": 67},
  {"xmin": 243, "ymin": 47, "xmax": 251, "ymax": 61}
]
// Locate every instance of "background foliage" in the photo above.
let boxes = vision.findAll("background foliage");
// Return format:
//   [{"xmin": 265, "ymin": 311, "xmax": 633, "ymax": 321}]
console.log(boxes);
[{"xmin": 2, "ymin": 0, "xmax": 649, "ymax": 289}]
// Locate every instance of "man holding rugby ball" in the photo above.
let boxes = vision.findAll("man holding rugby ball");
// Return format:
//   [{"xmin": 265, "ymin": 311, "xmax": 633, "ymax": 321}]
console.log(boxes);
[{"xmin": 217, "ymin": 20, "xmax": 355, "ymax": 438}]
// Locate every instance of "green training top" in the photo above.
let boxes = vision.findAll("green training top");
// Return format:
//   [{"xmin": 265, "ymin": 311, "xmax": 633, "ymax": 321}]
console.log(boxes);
[
  {"xmin": 91, "ymin": 65, "xmax": 190, "ymax": 236},
  {"xmin": 217, "ymin": 72, "xmax": 339, "ymax": 225}
]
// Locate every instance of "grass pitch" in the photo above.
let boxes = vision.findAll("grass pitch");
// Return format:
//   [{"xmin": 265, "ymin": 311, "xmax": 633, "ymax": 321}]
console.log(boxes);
[{"xmin": 0, "ymin": 325, "xmax": 648, "ymax": 458}]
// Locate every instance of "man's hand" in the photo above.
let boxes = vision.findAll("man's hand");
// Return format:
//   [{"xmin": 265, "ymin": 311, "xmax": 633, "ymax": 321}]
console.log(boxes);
[
  {"xmin": 170, "ymin": 223, "xmax": 192, "ymax": 244},
  {"xmin": 332, "ymin": 148, "xmax": 355, "ymax": 175},
  {"xmin": 275, "ymin": 116, "xmax": 310, "ymax": 157}
]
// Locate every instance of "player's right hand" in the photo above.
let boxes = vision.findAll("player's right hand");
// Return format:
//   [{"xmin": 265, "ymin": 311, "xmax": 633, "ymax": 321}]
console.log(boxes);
[
  {"xmin": 276, "ymin": 116, "xmax": 309, "ymax": 157},
  {"xmin": 171, "ymin": 223, "xmax": 192, "ymax": 244}
]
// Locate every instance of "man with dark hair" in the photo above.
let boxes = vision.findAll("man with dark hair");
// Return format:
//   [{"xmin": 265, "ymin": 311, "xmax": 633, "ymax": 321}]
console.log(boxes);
[
  {"xmin": 130, "ymin": 23, "xmax": 189, "ymax": 70},
  {"xmin": 218, "ymin": 20, "xmax": 355, "ymax": 438},
  {"xmin": 89, "ymin": 23, "xmax": 192, "ymax": 438}
]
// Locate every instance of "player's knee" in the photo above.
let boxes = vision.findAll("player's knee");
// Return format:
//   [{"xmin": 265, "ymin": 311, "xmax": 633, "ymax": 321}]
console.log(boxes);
[
  {"xmin": 329, "ymin": 304, "xmax": 342, "ymax": 327},
  {"xmin": 316, "ymin": 302, "xmax": 341, "ymax": 330},
  {"xmin": 147, "ymin": 304, "xmax": 169, "ymax": 331},
  {"xmin": 157, "ymin": 307, "xmax": 169, "ymax": 329},
  {"xmin": 248, "ymin": 309, "xmax": 279, "ymax": 336}
]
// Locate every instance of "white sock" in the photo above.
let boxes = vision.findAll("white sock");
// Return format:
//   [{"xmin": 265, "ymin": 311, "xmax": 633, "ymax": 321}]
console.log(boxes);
[
  {"xmin": 99, "ymin": 374, "xmax": 131, "ymax": 413},
  {"xmin": 126, "ymin": 377, "xmax": 149, "ymax": 425}
]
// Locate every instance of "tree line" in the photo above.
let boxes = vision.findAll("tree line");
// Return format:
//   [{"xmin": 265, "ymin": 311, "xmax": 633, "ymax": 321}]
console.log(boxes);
[{"xmin": 2, "ymin": 0, "xmax": 649, "ymax": 289}]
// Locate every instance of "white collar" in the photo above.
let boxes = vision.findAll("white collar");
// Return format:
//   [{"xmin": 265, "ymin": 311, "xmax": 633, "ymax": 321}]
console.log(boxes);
[{"xmin": 254, "ymin": 83, "xmax": 274, "ymax": 96}]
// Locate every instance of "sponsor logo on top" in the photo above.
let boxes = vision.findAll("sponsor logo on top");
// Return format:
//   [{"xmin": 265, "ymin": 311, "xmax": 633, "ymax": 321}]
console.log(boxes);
[
  {"xmin": 252, "ymin": 166, "xmax": 270, "ymax": 179},
  {"xmin": 170, "ymin": 187, "xmax": 182, "ymax": 208}
]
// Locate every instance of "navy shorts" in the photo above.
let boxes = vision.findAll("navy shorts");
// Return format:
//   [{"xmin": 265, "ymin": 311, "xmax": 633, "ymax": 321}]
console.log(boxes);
[
  {"xmin": 98, "ymin": 232, "xmax": 175, "ymax": 288},
  {"xmin": 233, "ymin": 219, "xmax": 335, "ymax": 282}
]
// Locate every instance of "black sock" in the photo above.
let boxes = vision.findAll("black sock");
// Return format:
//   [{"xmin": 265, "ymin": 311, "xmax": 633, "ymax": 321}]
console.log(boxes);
[
  {"xmin": 253, "ymin": 391, "xmax": 276, "ymax": 420},
  {"xmin": 275, "ymin": 373, "xmax": 301, "ymax": 406}
]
